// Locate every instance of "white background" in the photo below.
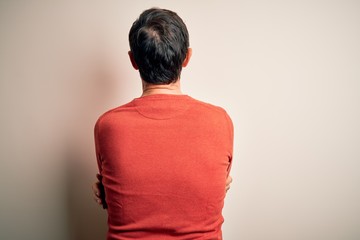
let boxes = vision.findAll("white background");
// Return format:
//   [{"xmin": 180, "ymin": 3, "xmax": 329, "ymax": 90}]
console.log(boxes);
[{"xmin": 0, "ymin": 1, "xmax": 359, "ymax": 239}]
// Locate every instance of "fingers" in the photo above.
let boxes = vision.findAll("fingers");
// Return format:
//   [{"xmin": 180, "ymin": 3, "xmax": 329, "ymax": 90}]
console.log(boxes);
[
  {"xmin": 93, "ymin": 174, "xmax": 108, "ymax": 209},
  {"xmin": 96, "ymin": 173, "xmax": 102, "ymax": 181},
  {"xmin": 92, "ymin": 182, "xmax": 102, "ymax": 205},
  {"xmin": 226, "ymin": 175, "xmax": 233, "ymax": 186},
  {"xmin": 225, "ymin": 175, "xmax": 233, "ymax": 193}
]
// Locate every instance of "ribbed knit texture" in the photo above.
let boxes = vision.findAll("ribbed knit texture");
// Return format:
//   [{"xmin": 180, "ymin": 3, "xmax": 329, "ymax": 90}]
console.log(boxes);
[{"xmin": 94, "ymin": 94, "xmax": 233, "ymax": 240}]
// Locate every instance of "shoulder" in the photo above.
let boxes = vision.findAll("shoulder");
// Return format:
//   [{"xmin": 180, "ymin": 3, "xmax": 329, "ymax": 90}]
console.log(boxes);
[
  {"xmin": 188, "ymin": 96, "xmax": 231, "ymax": 119},
  {"xmin": 94, "ymin": 101, "xmax": 135, "ymax": 129},
  {"xmin": 189, "ymin": 96, "xmax": 233, "ymax": 133}
]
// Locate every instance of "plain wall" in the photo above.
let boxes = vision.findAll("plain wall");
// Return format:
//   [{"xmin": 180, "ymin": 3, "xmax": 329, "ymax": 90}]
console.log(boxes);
[{"xmin": 0, "ymin": 1, "xmax": 359, "ymax": 239}]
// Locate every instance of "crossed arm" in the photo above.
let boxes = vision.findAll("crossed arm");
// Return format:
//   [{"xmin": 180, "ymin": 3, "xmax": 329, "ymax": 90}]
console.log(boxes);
[{"xmin": 92, "ymin": 174, "xmax": 233, "ymax": 209}]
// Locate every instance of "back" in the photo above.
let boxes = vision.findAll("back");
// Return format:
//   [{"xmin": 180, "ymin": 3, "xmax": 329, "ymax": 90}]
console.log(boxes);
[{"xmin": 94, "ymin": 94, "xmax": 233, "ymax": 240}]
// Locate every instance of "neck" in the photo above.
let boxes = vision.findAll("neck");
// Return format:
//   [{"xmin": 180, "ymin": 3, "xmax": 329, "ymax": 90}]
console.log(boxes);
[{"xmin": 141, "ymin": 80, "xmax": 183, "ymax": 97}]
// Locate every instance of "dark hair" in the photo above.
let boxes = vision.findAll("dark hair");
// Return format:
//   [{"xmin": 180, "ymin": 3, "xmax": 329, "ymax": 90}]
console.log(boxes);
[{"xmin": 129, "ymin": 8, "xmax": 189, "ymax": 84}]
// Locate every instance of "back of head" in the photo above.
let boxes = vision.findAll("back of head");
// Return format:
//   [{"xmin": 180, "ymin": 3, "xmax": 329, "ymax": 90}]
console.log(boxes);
[{"xmin": 129, "ymin": 8, "xmax": 189, "ymax": 84}]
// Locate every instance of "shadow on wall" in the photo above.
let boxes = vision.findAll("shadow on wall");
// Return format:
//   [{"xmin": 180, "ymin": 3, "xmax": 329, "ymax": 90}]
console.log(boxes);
[
  {"xmin": 0, "ymin": 2, "xmax": 135, "ymax": 239},
  {"xmin": 61, "ymin": 51, "xmax": 126, "ymax": 240},
  {"xmin": 65, "ymin": 147, "xmax": 107, "ymax": 240}
]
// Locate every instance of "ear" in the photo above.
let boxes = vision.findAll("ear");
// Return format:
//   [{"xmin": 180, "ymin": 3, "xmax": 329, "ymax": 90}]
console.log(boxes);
[
  {"xmin": 182, "ymin": 48, "xmax": 192, "ymax": 67},
  {"xmin": 128, "ymin": 51, "xmax": 139, "ymax": 70}
]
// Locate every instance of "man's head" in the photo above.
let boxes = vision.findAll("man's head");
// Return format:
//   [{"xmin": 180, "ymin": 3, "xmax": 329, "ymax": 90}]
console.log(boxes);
[{"xmin": 128, "ymin": 8, "xmax": 191, "ymax": 85}]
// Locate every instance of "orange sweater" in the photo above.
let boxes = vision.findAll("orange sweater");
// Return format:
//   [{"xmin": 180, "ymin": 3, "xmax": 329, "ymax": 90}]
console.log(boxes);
[{"xmin": 94, "ymin": 94, "xmax": 233, "ymax": 239}]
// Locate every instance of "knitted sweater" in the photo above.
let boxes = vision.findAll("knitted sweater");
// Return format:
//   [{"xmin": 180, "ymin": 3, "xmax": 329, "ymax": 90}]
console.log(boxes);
[{"xmin": 94, "ymin": 94, "xmax": 233, "ymax": 240}]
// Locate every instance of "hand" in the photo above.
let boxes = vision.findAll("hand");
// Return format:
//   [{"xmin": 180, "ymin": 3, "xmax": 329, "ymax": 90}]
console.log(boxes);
[
  {"xmin": 225, "ymin": 175, "xmax": 233, "ymax": 193},
  {"xmin": 92, "ymin": 173, "xmax": 107, "ymax": 209}
]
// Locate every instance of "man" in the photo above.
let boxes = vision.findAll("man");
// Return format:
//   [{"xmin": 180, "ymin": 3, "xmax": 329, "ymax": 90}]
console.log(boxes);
[{"xmin": 93, "ymin": 8, "xmax": 234, "ymax": 239}]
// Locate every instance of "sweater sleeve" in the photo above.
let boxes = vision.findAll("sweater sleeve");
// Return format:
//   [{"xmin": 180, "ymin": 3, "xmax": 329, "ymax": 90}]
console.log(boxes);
[
  {"xmin": 224, "ymin": 111, "xmax": 234, "ymax": 176},
  {"xmin": 94, "ymin": 118, "xmax": 103, "ymax": 174}
]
